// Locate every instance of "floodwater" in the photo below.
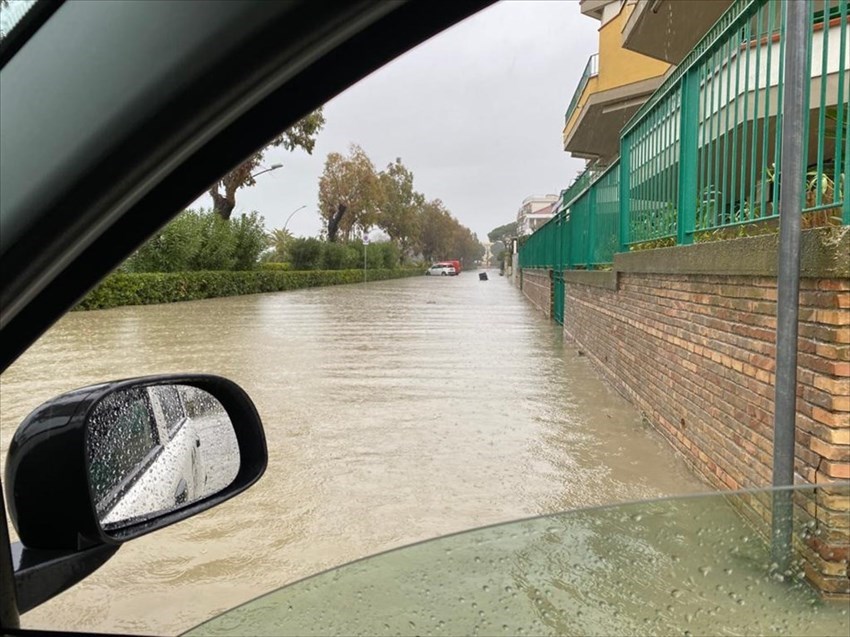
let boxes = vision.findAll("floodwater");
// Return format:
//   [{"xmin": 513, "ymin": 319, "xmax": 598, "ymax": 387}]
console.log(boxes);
[{"xmin": 1, "ymin": 273, "xmax": 707, "ymax": 635}]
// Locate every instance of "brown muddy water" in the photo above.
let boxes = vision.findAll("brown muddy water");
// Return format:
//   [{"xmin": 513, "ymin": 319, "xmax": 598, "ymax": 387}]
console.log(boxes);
[{"xmin": 1, "ymin": 273, "xmax": 706, "ymax": 634}]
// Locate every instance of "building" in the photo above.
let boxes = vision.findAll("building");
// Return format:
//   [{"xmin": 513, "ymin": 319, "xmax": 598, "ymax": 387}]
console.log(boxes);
[
  {"xmin": 621, "ymin": 0, "xmax": 733, "ymax": 65},
  {"xmin": 562, "ymin": 0, "xmax": 673, "ymax": 165},
  {"xmin": 516, "ymin": 194, "xmax": 559, "ymax": 236},
  {"xmin": 560, "ymin": 0, "xmax": 846, "ymax": 229}
]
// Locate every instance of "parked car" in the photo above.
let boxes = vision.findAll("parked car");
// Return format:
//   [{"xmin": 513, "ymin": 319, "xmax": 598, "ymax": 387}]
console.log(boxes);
[
  {"xmin": 87, "ymin": 385, "xmax": 200, "ymax": 526},
  {"xmin": 86, "ymin": 384, "xmax": 238, "ymax": 529},
  {"xmin": 0, "ymin": 1, "xmax": 847, "ymax": 636},
  {"xmin": 442, "ymin": 258, "xmax": 463, "ymax": 274},
  {"xmin": 425, "ymin": 263, "xmax": 457, "ymax": 276}
]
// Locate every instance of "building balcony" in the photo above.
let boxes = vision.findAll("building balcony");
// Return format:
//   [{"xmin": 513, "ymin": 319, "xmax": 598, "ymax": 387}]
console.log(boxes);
[
  {"xmin": 563, "ymin": 2, "xmax": 671, "ymax": 163},
  {"xmin": 562, "ymin": 72, "xmax": 667, "ymax": 163},
  {"xmin": 622, "ymin": 0, "xmax": 733, "ymax": 65}
]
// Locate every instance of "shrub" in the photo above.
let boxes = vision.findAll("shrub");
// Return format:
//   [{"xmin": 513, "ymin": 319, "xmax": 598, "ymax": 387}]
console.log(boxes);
[
  {"xmin": 189, "ymin": 213, "xmax": 237, "ymax": 271},
  {"xmin": 259, "ymin": 262, "xmax": 292, "ymax": 271},
  {"xmin": 288, "ymin": 237, "xmax": 324, "ymax": 270},
  {"xmin": 76, "ymin": 269, "xmax": 424, "ymax": 311},
  {"xmin": 231, "ymin": 212, "xmax": 268, "ymax": 270},
  {"xmin": 124, "ymin": 209, "xmax": 268, "ymax": 272},
  {"xmin": 125, "ymin": 212, "xmax": 204, "ymax": 272},
  {"xmin": 322, "ymin": 242, "xmax": 359, "ymax": 270}
]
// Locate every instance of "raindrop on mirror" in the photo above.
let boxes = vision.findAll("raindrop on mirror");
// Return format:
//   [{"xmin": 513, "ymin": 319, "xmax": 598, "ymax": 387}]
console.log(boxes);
[{"xmin": 86, "ymin": 384, "xmax": 240, "ymax": 530}]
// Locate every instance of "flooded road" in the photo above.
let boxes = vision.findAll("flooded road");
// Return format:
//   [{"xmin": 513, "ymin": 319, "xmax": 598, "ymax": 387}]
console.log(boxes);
[{"xmin": 0, "ymin": 273, "xmax": 705, "ymax": 635}]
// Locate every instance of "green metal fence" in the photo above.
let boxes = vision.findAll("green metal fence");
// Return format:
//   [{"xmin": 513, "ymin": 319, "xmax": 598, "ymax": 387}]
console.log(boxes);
[
  {"xmin": 519, "ymin": 0, "xmax": 849, "ymax": 277},
  {"xmin": 805, "ymin": 0, "xmax": 848, "ymax": 221}
]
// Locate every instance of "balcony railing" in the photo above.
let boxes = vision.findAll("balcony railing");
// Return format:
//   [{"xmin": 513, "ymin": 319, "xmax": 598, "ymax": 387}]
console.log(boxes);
[
  {"xmin": 564, "ymin": 53, "xmax": 599, "ymax": 128},
  {"xmin": 523, "ymin": 0, "xmax": 848, "ymax": 274}
]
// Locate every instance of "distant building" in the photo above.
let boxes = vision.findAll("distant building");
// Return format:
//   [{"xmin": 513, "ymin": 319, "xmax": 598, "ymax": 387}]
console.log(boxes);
[{"xmin": 517, "ymin": 194, "xmax": 559, "ymax": 236}]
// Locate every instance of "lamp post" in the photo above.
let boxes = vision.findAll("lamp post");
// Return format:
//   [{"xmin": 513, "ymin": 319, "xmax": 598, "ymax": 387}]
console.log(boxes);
[
  {"xmin": 250, "ymin": 163, "xmax": 283, "ymax": 180},
  {"xmin": 362, "ymin": 232, "xmax": 370, "ymax": 283},
  {"xmin": 277, "ymin": 205, "xmax": 306, "ymax": 262},
  {"xmin": 282, "ymin": 204, "xmax": 307, "ymax": 235}
]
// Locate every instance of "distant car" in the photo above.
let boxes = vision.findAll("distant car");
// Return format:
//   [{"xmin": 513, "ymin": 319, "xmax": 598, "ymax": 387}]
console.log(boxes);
[{"xmin": 426, "ymin": 264, "xmax": 457, "ymax": 276}]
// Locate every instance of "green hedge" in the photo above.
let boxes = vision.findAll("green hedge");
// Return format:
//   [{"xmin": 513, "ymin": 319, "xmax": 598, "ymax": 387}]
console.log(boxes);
[
  {"xmin": 76, "ymin": 268, "xmax": 423, "ymax": 311},
  {"xmin": 258, "ymin": 262, "xmax": 293, "ymax": 271}
]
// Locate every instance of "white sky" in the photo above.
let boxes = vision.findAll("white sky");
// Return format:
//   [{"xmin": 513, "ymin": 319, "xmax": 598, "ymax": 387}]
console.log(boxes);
[{"xmin": 192, "ymin": 0, "xmax": 597, "ymax": 240}]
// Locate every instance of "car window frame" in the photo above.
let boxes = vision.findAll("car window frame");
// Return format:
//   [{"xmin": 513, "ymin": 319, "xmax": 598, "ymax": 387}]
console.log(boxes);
[{"xmin": 0, "ymin": 0, "xmax": 498, "ymax": 629}]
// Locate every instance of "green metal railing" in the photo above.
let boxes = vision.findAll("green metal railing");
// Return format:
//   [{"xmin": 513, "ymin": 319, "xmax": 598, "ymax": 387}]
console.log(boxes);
[
  {"xmin": 520, "ymin": 0, "xmax": 849, "ymax": 278},
  {"xmin": 564, "ymin": 53, "xmax": 599, "ymax": 129},
  {"xmin": 805, "ymin": 1, "xmax": 848, "ymax": 220}
]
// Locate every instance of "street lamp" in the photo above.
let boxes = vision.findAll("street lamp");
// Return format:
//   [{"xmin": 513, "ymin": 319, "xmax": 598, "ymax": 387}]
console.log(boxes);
[
  {"xmin": 250, "ymin": 163, "xmax": 283, "ymax": 180},
  {"xmin": 282, "ymin": 204, "xmax": 307, "ymax": 235}
]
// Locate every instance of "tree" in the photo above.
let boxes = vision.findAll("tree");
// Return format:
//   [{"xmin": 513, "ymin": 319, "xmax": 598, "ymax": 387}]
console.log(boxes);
[
  {"xmin": 487, "ymin": 221, "xmax": 518, "ymax": 244},
  {"xmin": 209, "ymin": 109, "xmax": 325, "ymax": 220},
  {"xmin": 318, "ymin": 144, "xmax": 383, "ymax": 241},
  {"xmin": 419, "ymin": 199, "xmax": 455, "ymax": 262},
  {"xmin": 266, "ymin": 228, "xmax": 293, "ymax": 262},
  {"xmin": 377, "ymin": 158, "xmax": 423, "ymax": 261}
]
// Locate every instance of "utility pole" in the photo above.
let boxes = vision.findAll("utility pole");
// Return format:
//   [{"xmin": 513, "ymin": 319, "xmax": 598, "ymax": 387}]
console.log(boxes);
[
  {"xmin": 362, "ymin": 232, "xmax": 370, "ymax": 284},
  {"xmin": 771, "ymin": 0, "xmax": 809, "ymax": 572}
]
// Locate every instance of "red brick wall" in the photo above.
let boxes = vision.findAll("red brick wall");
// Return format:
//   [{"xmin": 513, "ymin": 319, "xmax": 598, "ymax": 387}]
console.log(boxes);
[
  {"xmin": 561, "ymin": 271, "xmax": 849, "ymax": 595},
  {"xmin": 563, "ymin": 273, "xmax": 849, "ymax": 489},
  {"xmin": 521, "ymin": 269, "xmax": 551, "ymax": 318}
]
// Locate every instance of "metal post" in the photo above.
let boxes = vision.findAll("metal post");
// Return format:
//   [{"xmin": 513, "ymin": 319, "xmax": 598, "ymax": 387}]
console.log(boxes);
[
  {"xmin": 363, "ymin": 232, "xmax": 369, "ymax": 284},
  {"xmin": 677, "ymin": 69, "xmax": 699, "ymax": 246},
  {"xmin": 0, "ymin": 476, "xmax": 20, "ymax": 629},
  {"xmin": 771, "ymin": 0, "xmax": 809, "ymax": 572},
  {"xmin": 618, "ymin": 137, "xmax": 631, "ymax": 254}
]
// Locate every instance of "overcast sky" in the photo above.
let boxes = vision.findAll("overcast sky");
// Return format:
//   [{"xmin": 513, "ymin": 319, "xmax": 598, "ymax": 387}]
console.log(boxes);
[{"xmin": 193, "ymin": 0, "xmax": 597, "ymax": 241}]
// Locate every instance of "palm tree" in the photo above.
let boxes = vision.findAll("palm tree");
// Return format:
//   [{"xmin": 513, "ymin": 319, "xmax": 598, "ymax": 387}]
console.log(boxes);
[{"xmin": 267, "ymin": 228, "xmax": 294, "ymax": 262}]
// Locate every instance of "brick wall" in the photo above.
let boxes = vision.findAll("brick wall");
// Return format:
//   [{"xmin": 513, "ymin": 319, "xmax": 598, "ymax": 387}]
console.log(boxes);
[
  {"xmin": 521, "ymin": 269, "xmax": 551, "ymax": 317},
  {"xmin": 524, "ymin": 227, "xmax": 850, "ymax": 596},
  {"xmin": 564, "ymin": 273, "xmax": 849, "ymax": 489}
]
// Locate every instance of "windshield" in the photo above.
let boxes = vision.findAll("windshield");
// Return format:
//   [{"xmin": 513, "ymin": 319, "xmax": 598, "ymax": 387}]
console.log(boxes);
[
  {"xmin": 186, "ymin": 484, "xmax": 850, "ymax": 636},
  {"xmin": 1, "ymin": 0, "xmax": 849, "ymax": 634}
]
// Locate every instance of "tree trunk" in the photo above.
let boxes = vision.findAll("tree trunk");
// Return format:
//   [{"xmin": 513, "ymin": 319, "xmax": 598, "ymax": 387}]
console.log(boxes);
[
  {"xmin": 209, "ymin": 185, "xmax": 237, "ymax": 220},
  {"xmin": 327, "ymin": 204, "xmax": 346, "ymax": 242}
]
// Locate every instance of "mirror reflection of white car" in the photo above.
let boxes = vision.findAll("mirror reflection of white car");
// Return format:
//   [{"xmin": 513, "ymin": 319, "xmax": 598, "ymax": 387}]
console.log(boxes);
[
  {"xmin": 88, "ymin": 385, "xmax": 205, "ymax": 528},
  {"xmin": 425, "ymin": 264, "xmax": 456, "ymax": 276}
]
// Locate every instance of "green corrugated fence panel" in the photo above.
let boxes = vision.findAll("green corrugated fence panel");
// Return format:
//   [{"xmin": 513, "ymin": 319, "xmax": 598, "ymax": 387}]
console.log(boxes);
[{"xmin": 593, "ymin": 163, "xmax": 620, "ymax": 264}]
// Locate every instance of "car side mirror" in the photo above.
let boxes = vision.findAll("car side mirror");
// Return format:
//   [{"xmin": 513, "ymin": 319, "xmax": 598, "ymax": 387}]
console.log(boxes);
[{"xmin": 3, "ymin": 374, "xmax": 266, "ymax": 613}]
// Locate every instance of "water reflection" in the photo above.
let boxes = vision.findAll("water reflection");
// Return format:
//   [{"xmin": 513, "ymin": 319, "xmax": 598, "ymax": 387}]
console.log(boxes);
[
  {"xmin": 1, "ymin": 274, "xmax": 706, "ymax": 634},
  {"xmin": 87, "ymin": 384, "xmax": 239, "ymax": 529}
]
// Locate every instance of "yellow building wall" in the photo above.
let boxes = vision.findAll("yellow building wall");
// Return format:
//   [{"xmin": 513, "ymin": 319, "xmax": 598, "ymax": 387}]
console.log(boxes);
[
  {"xmin": 596, "ymin": 4, "xmax": 670, "ymax": 91},
  {"xmin": 564, "ymin": 3, "xmax": 671, "ymax": 142}
]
